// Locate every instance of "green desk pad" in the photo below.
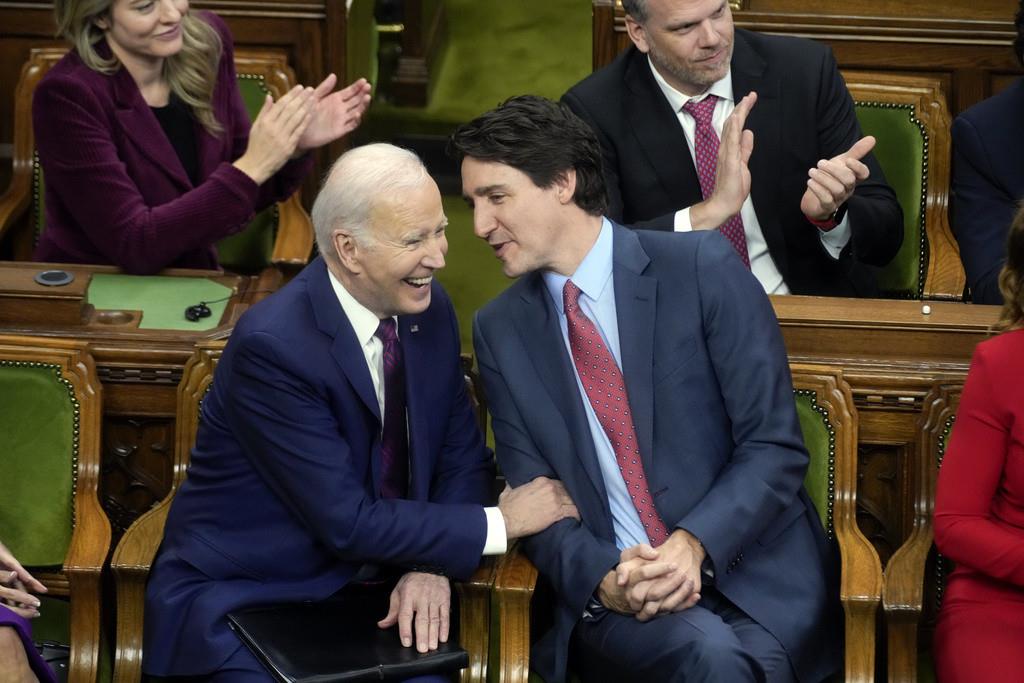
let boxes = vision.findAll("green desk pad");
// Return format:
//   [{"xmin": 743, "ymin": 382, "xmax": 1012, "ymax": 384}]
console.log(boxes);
[{"xmin": 87, "ymin": 274, "xmax": 234, "ymax": 331}]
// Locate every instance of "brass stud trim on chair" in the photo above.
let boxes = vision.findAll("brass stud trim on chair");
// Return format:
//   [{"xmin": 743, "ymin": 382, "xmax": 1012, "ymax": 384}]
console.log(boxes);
[
  {"xmin": 854, "ymin": 100, "xmax": 930, "ymax": 299},
  {"xmin": 933, "ymin": 414, "xmax": 956, "ymax": 612},
  {"xmin": 794, "ymin": 388, "xmax": 836, "ymax": 541}
]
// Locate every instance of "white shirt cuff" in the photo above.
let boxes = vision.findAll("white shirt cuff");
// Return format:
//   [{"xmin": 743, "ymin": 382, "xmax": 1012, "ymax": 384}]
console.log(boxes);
[
  {"xmin": 818, "ymin": 214, "xmax": 852, "ymax": 259},
  {"xmin": 482, "ymin": 506, "xmax": 508, "ymax": 555},
  {"xmin": 674, "ymin": 208, "xmax": 694, "ymax": 233}
]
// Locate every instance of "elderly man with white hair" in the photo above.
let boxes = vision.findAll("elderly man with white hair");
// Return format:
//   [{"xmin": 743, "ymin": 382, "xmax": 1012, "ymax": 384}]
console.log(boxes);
[{"xmin": 144, "ymin": 143, "xmax": 578, "ymax": 682}]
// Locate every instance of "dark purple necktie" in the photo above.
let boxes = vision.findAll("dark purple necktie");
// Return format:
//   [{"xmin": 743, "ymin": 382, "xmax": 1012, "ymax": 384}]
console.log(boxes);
[
  {"xmin": 375, "ymin": 318, "xmax": 408, "ymax": 499},
  {"xmin": 682, "ymin": 95, "xmax": 751, "ymax": 267}
]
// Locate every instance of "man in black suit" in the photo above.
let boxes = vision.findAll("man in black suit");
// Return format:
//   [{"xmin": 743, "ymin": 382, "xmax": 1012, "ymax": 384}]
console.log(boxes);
[{"xmin": 563, "ymin": 0, "xmax": 903, "ymax": 297}]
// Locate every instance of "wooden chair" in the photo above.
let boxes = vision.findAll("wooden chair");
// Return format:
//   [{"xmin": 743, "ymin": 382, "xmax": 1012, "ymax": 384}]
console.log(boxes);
[
  {"xmin": 841, "ymin": 71, "xmax": 966, "ymax": 301},
  {"xmin": 111, "ymin": 346, "xmax": 494, "ymax": 683},
  {"xmin": 489, "ymin": 364, "xmax": 882, "ymax": 683},
  {"xmin": 0, "ymin": 334, "xmax": 111, "ymax": 683},
  {"xmin": 0, "ymin": 47, "xmax": 313, "ymax": 273},
  {"xmin": 881, "ymin": 382, "xmax": 960, "ymax": 683}
]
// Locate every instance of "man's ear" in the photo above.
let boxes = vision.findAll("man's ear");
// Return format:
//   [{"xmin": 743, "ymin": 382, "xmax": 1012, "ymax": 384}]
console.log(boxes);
[
  {"xmin": 333, "ymin": 230, "xmax": 363, "ymax": 274},
  {"xmin": 624, "ymin": 15, "xmax": 650, "ymax": 53},
  {"xmin": 554, "ymin": 169, "xmax": 578, "ymax": 206}
]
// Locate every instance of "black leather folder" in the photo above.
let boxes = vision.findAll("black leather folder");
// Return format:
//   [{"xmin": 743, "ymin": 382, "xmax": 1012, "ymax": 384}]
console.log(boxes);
[{"xmin": 227, "ymin": 590, "xmax": 467, "ymax": 682}]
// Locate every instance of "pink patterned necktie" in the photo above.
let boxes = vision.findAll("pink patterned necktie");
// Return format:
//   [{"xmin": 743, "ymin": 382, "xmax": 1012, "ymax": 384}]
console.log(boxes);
[
  {"xmin": 563, "ymin": 280, "xmax": 670, "ymax": 547},
  {"xmin": 681, "ymin": 95, "xmax": 751, "ymax": 267},
  {"xmin": 375, "ymin": 318, "xmax": 408, "ymax": 499}
]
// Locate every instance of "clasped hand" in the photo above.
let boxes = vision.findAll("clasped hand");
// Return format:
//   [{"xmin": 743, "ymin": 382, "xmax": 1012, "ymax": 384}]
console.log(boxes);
[
  {"xmin": 377, "ymin": 571, "xmax": 451, "ymax": 653},
  {"xmin": 598, "ymin": 530, "xmax": 705, "ymax": 622},
  {"xmin": 0, "ymin": 540, "xmax": 46, "ymax": 619}
]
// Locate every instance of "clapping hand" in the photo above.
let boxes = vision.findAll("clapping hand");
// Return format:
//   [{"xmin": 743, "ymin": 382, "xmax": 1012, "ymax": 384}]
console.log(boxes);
[
  {"xmin": 0, "ymin": 540, "xmax": 45, "ymax": 619},
  {"xmin": 800, "ymin": 135, "xmax": 876, "ymax": 223},
  {"xmin": 296, "ymin": 75, "xmax": 373, "ymax": 153}
]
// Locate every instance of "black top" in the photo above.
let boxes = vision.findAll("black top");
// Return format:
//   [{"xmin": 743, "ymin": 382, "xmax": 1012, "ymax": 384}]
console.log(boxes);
[{"xmin": 151, "ymin": 93, "xmax": 200, "ymax": 186}]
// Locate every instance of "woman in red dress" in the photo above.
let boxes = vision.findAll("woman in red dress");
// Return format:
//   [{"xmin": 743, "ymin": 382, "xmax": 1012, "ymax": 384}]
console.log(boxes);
[{"xmin": 934, "ymin": 205, "xmax": 1024, "ymax": 682}]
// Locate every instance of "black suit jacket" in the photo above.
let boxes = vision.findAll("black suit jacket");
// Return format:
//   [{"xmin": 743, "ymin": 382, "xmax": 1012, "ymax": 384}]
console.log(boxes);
[
  {"xmin": 951, "ymin": 77, "xmax": 1024, "ymax": 305},
  {"xmin": 562, "ymin": 29, "xmax": 903, "ymax": 297}
]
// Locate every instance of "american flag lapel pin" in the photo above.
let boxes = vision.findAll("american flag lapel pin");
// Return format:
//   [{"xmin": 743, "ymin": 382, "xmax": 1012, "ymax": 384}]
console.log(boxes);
[{"xmin": 410, "ymin": 324, "xmax": 419, "ymax": 333}]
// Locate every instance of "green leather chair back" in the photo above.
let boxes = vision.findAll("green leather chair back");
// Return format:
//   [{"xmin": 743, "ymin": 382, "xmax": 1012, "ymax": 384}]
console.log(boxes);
[
  {"xmin": 854, "ymin": 102, "xmax": 928, "ymax": 299},
  {"xmin": 0, "ymin": 361, "xmax": 77, "ymax": 566},
  {"xmin": 795, "ymin": 389, "xmax": 835, "ymax": 539}
]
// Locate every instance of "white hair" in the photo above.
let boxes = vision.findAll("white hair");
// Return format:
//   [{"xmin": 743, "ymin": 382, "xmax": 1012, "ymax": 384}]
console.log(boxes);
[{"xmin": 311, "ymin": 143, "xmax": 431, "ymax": 261}]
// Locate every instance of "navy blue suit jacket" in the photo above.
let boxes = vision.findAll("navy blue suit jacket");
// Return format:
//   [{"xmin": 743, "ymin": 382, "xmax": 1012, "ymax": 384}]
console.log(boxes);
[
  {"xmin": 562, "ymin": 30, "xmax": 903, "ymax": 297},
  {"xmin": 951, "ymin": 78, "xmax": 1024, "ymax": 305},
  {"xmin": 474, "ymin": 226, "xmax": 838, "ymax": 683},
  {"xmin": 144, "ymin": 257, "xmax": 492, "ymax": 676}
]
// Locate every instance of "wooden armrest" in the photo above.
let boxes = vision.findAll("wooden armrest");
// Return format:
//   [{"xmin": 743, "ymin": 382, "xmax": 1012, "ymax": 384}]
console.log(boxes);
[
  {"xmin": 270, "ymin": 194, "xmax": 314, "ymax": 268},
  {"xmin": 492, "ymin": 542, "xmax": 538, "ymax": 683},
  {"xmin": 0, "ymin": 174, "xmax": 31, "ymax": 244},
  {"xmin": 64, "ymin": 488, "xmax": 112, "ymax": 683},
  {"xmin": 836, "ymin": 518, "xmax": 884, "ymax": 683},
  {"xmin": 456, "ymin": 556, "xmax": 497, "ymax": 683},
  {"xmin": 882, "ymin": 526, "xmax": 934, "ymax": 683},
  {"xmin": 110, "ymin": 494, "xmax": 177, "ymax": 683}
]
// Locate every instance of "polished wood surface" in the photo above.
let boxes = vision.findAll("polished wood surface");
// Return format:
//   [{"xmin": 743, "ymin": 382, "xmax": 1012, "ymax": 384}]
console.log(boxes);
[
  {"xmin": 592, "ymin": 0, "xmax": 1023, "ymax": 116},
  {"xmin": 0, "ymin": 335, "xmax": 111, "ymax": 683}
]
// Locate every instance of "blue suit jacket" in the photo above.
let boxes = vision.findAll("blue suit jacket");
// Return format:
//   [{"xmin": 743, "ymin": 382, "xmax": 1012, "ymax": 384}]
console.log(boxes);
[
  {"xmin": 474, "ymin": 226, "xmax": 838, "ymax": 683},
  {"xmin": 951, "ymin": 78, "xmax": 1024, "ymax": 305},
  {"xmin": 144, "ymin": 257, "xmax": 492, "ymax": 676}
]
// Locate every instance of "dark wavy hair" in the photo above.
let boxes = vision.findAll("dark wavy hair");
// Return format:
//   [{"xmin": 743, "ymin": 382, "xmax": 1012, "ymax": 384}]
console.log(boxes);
[
  {"xmin": 448, "ymin": 95, "xmax": 609, "ymax": 217},
  {"xmin": 994, "ymin": 204, "xmax": 1024, "ymax": 332}
]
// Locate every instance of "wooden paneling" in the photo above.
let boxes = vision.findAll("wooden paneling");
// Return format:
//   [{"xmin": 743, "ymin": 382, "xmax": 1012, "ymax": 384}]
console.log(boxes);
[{"xmin": 593, "ymin": 0, "xmax": 1023, "ymax": 116}]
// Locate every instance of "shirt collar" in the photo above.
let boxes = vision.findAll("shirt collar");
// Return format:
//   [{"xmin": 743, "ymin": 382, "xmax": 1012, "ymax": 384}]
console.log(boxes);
[
  {"xmin": 647, "ymin": 56, "xmax": 733, "ymax": 112},
  {"xmin": 543, "ymin": 217, "xmax": 615, "ymax": 314},
  {"xmin": 327, "ymin": 269, "xmax": 394, "ymax": 346}
]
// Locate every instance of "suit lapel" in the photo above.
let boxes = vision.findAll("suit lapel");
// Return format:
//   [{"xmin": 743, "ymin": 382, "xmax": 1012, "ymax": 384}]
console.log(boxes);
[
  {"xmin": 611, "ymin": 226, "xmax": 658, "ymax": 486},
  {"xmin": 731, "ymin": 31, "xmax": 789, "ymax": 277},
  {"xmin": 307, "ymin": 259, "xmax": 381, "ymax": 424},
  {"xmin": 512, "ymin": 276, "xmax": 610, "ymax": 505},
  {"xmin": 623, "ymin": 49, "xmax": 703, "ymax": 207},
  {"xmin": 398, "ymin": 314, "xmax": 431, "ymax": 500},
  {"xmin": 109, "ymin": 61, "xmax": 194, "ymax": 192}
]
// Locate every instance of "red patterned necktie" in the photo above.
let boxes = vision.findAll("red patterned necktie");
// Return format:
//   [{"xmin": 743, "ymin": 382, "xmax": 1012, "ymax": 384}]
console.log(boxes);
[
  {"xmin": 681, "ymin": 95, "xmax": 751, "ymax": 267},
  {"xmin": 375, "ymin": 318, "xmax": 408, "ymax": 499},
  {"xmin": 563, "ymin": 280, "xmax": 670, "ymax": 546}
]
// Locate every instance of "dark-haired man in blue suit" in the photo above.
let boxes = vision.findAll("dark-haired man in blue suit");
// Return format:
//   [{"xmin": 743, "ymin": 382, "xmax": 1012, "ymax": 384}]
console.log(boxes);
[
  {"xmin": 144, "ymin": 143, "xmax": 578, "ymax": 681},
  {"xmin": 452, "ymin": 97, "xmax": 838, "ymax": 682}
]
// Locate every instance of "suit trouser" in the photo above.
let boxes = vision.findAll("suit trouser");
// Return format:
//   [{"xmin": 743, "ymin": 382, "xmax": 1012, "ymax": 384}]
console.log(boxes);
[{"xmin": 570, "ymin": 586, "xmax": 796, "ymax": 683}]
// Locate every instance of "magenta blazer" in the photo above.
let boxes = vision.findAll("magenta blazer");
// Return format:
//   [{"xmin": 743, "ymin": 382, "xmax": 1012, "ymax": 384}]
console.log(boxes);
[{"xmin": 32, "ymin": 12, "xmax": 312, "ymax": 274}]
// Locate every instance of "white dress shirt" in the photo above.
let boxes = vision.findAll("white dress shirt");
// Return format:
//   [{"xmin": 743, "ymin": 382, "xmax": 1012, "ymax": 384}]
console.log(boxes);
[
  {"xmin": 328, "ymin": 271, "xmax": 507, "ymax": 555},
  {"xmin": 647, "ymin": 58, "xmax": 853, "ymax": 295}
]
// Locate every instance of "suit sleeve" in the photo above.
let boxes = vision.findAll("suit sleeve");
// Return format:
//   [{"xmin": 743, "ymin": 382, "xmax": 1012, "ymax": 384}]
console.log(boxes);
[
  {"xmin": 474, "ymin": 316, "xmax": 621, "ymax": 616},
  {"xmin": 951, "ymin": 115, "xmax": 1011, "ymax": 305},
  {"xmin": 814, "ymin": 49, "xmax": 903, "ymax": 268},
  {"xmin": 677, "ymin": 234, "xmax": 810, "ymax": 572},
  {"xmin": 223, "ymin": 329, "xmax": 488, "ymax": 580},
  {"xmin": 934, "ymin": 345, "xmax": 1024, "ymax": 585}
]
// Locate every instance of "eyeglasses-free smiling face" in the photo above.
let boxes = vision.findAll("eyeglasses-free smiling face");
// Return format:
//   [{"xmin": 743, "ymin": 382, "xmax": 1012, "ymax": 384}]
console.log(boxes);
[
  {"xmin": 99, "ymin": 0, "xmax": 189, "ymax": 68},
  {"xmin": 461, "ymin": 157, "xmax": 579, "ymax": 278},
  {"xmin": 627, "ymin": 0, "xmax": 735, "ymax": 97},
  {"xmin": 343, "ymin": 178, "xmax": 449, "ymax": 319}
]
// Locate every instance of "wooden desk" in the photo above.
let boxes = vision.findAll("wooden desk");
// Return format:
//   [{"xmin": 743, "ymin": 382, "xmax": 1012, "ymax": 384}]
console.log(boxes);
[
  {"xmin": 0, "ymin": 261, "xmax": 280, "ymax": 534},
  {"xmin": 772, "ymin": 295, "xmax": 997, "ymax": 562}
]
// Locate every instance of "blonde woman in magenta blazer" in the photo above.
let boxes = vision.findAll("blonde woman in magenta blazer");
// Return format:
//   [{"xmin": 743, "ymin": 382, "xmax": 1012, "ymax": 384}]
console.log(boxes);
[{"xmin": 32, "ymin": 0, "xmax": 370, "ymax": 274}]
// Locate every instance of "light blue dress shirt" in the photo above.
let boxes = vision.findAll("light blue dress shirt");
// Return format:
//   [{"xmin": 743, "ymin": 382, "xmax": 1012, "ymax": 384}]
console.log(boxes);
[{"xmin": 543, "ymin": 218, "xmax": 650, "ymax": 551}]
